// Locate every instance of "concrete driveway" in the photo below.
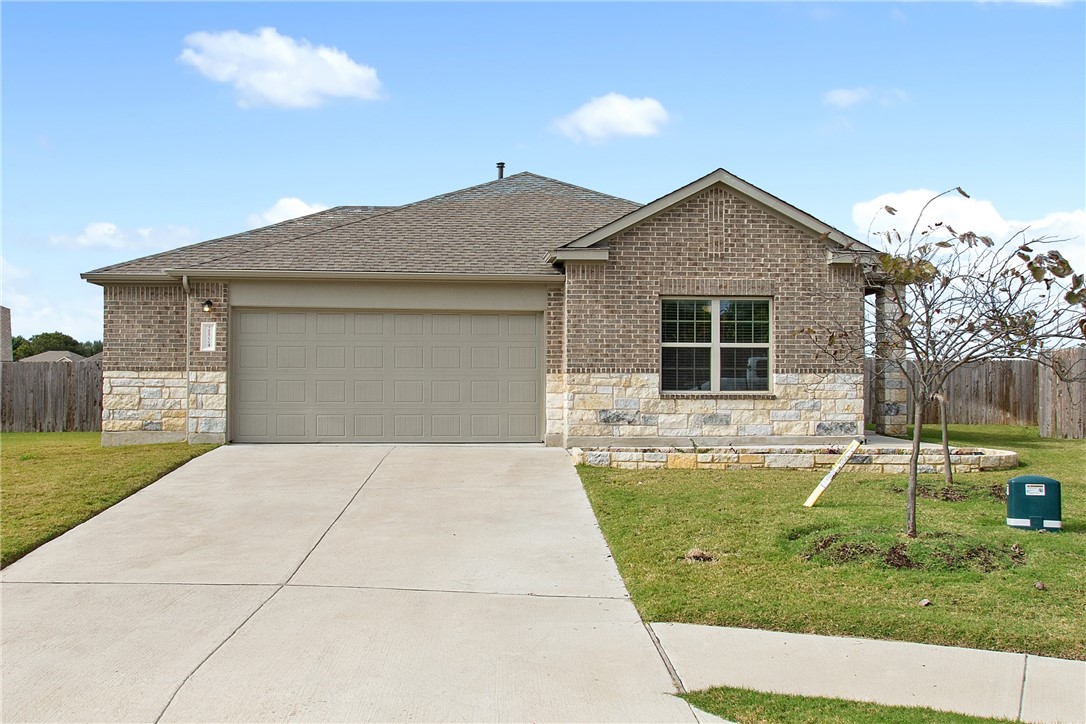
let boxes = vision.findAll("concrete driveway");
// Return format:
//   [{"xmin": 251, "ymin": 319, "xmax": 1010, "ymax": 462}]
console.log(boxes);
[{"xmin": 2, "ymin": 445, "xmax": 704, "ymax": 723}]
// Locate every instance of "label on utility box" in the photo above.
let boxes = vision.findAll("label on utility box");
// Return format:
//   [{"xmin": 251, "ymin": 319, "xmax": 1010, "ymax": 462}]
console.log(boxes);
[{"xmin": 1024, "ymin": 483, "xmax": 1046, "ymax": 496}]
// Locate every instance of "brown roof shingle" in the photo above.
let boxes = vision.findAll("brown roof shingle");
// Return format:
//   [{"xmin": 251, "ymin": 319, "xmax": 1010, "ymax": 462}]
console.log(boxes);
[
  {"xmin": 85, "ymin": 206, "xmax": 394, "ymax": 276},
  {"xmin": 85, "ymin": 173, "xmax": 640, "ymax": 279}
]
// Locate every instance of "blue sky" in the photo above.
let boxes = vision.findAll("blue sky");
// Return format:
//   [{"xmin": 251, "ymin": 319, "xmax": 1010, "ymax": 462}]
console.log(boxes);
[{"xmin": 3, "ymin": 1, "xmax": 1084, "ymax": 342}]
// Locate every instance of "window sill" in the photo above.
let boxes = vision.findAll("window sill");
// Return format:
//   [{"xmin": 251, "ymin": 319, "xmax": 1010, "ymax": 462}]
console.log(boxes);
[{"xmin": 661, "ymin": 392, "xmax": 777, "ymax": 400}]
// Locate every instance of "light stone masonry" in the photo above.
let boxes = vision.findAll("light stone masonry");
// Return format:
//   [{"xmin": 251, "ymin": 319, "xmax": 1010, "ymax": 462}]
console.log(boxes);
[
  {"xmin": 102, "ymin": 370, "xmax": 226, "ymax": 442},
  {"xmin": 570, "ymin": 445, "xmax": 1018, "ymax": 473},
  {"xmin": 188, "ymin": 371, "xmax": 227, "ymax": 440},
  {"xmin": 102, "ymin": 371, "xmax": 187, "ymax": 434},
  {"xmin": 545, "ymin": 372, "xmax": 864, "ymax": 446}
]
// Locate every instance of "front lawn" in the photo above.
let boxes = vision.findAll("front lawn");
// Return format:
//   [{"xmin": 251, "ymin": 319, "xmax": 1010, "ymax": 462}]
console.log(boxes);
[
  {"xmin": 0, "ymin": 432, "xmax": 217, "ymax": 567},
  {"xmin": 682, "ymin": 686, "xmax": 1011, "ymax": 724},
  {"xmin": 579, "ymin": 425, "xmax": 1085, "ymax": 659}
]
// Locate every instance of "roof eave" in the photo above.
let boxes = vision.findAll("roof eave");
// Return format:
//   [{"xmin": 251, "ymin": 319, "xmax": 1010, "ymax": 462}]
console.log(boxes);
[
  {"xmin": 82, "ymin": 272, "xmax": 174, "ymax": 285},
  {"xmin": 84, "ymin": 269, "xmax": 566, "ymax": 285},
  {"xmin": 165, "ymin": 269, "xmax": 564, "ymax": 283},
  {"xmin": 545, "ymin": 248, "xmax": 610, "ymax": 264}
]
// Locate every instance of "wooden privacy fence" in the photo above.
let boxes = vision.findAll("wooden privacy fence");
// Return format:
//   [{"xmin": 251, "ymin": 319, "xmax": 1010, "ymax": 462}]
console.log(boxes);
[
  {"xmin": 1038, "ymin": 348, "xmax": 1086, "ymax": 439},
  {"xmin": 0, "ymin": 357, "xmax": 103, "ymax": 432},
  {"xmin": 864, "ymin": 348, "xmax": 1086, "ymax": 438}
]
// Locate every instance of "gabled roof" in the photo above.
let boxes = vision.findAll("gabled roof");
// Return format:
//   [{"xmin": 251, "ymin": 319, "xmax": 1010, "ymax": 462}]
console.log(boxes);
[
  {"xmin": 83, "ymin": 173, "xmax": 640, "ymax": 283},
  {"xmin": 550, "ymin": 168, "xmax": 876, "ymax": 262},
  {"xmin": 20, "ymin": 350, "xmax": 84, "ymax": 363}
]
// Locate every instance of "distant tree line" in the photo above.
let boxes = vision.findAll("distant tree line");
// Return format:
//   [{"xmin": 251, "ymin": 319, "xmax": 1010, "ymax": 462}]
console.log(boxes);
[{"xmin": 10, "ymin": 332, "xmax": 103, "ymax": 361}]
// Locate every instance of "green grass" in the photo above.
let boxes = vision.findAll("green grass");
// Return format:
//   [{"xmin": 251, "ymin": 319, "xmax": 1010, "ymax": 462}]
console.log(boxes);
[
  {"xmin": 1, "ymin": 432, "xmax": 217, "ymax": 567},
  {"xmin": 578, "ymin": 425, "xmax": 1085, "ymax": 659},
  {"xmin": 682, "ymin": 686, "xmax": 1011, "ymax": 724}
]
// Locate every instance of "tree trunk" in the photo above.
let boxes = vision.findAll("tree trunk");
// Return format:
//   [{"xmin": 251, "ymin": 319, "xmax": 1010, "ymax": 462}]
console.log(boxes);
[
  {"xmin": 907, "ymin": 403, "xmax": 923, "ymax": 538},
  {"xmin": 937, "ymin": 393, "xmax": 953, "ymax": 486}
]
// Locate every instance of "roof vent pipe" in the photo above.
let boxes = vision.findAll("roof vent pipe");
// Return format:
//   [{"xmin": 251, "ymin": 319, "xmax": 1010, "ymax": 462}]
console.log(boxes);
[{"xmin": 497, "ymin": 162, "xmax": 505, "ymax": 179}]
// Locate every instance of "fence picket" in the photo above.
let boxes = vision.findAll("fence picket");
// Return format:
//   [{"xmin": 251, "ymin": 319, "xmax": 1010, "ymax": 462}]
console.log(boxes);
[
  {"xmin": 864, "ymin": 352, "xmax": 1084, "ymax": 439},
  {"xmin": 0, "ymin": 358, "xmax": 103, "ymax": 432}
]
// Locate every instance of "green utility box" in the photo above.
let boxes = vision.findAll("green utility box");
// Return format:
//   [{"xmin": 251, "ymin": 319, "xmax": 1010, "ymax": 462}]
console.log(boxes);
[{"xmin": 1007, "ymin": 476, "xmax": 1062, "ymax": 531}]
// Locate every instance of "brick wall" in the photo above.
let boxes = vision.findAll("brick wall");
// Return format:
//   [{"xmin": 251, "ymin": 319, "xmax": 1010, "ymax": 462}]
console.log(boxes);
[
  {"xmin": 563, "ymin": 186, "xmax": 864, "ymax": 375},
  {"xmin": 549, "ymin": 184, "xmax": 868, "ymax": 445},
  {"xmin": 545, "ymin": 285, "xmax": 564, "ymax": 374},
  {"xmin": 101, "ymin": 281, "xmax": 229, "ymax": 444},
  {"xmin": 187, "ymin": 281, "xmax": 229, "ymax": 373},
  {"xmin": 102, "ymin": 284, "xmax": 187, "ymax": 371}
]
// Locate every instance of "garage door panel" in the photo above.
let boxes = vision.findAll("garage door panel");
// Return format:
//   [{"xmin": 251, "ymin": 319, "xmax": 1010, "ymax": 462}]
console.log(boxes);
[
  {"xmin": 277, "ymin": 314, "xmax": 306, "ymax": 334},
  {"xmin": 509, "ymin": 415, "xmax": 539, "ymax": 437},
  {"xmin": 238, "ymin": 347, "xmax": 269, "ymax": 369},
  {"xmin": 432, "ymin": 347, "xmax": 461, "ymax": 368},
  {"xmin": 316, "ymin": 314, "xmax": 346, "ymax": 334},
  {"xmin": 508, "ymin": 316, "xmax": 537, "ymax": 336},
  {"xmin": 233, "ymin": 310, "xmax": 543, "ymax": 443},
  {"xmin": 354, "ymin": 347, "xmax": 384, "ymax": 368},
  {"xmin": 277, "ymin": 347, "xmax": 307, "ymax": 369},
  {"xmin": 354, "ymin": 381, "xmax": 384, "ymax": 403},
  {"xmin": 316, "ymin": 346, "xmax": 346, "ymax": 369},
  {"xmin": 394, "ymin": 347, "xmax": 424, "ymax": 368},
  {"xmin": 432, "ymin": 315, "xmax": 461, "ymax": 335},
  {"xmin": 237, "ymin": 414, "xmax": 268, "ymax": 437},
  {"xmin": 276, "ymin": 415, "xmax": 306, "ymax": 437},
  {"xmin": 316, "ymin": 415, "xmax": 346, "ymax": 437}
]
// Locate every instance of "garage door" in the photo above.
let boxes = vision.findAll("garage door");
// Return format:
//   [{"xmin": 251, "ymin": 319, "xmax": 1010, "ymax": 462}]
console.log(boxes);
[{"xmin": 231, "ymin": 310, "xmax": 543, "ymax": 443}]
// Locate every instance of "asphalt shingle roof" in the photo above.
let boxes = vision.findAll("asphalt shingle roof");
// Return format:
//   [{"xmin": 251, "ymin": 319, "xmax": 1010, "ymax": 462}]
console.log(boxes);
[
  {"xmin": 87, "ymin": 206, "xmax": 394, "ymax": 276},
  {"xmin": 86, "ymin": 173, "xmax": 640, "ymax": 278}
]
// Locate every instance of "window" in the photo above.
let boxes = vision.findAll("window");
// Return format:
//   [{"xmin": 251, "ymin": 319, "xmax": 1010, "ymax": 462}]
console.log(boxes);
[{"xmin": 661, "ymin": 298, "xmax": 771, "ymax": 392}]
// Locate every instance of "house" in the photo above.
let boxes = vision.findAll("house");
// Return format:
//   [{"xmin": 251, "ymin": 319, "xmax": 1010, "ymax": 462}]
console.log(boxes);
[
  {"xmin": 82, "ymin": 168, "xmax": 908, "ymax": 447},
  {"xmin": 19, "ymin": 350, "xmax": 85, "ymax": 363},
  {"xmin": 1, "ymin": 306, "xmax": 12, "ymax": 362}
]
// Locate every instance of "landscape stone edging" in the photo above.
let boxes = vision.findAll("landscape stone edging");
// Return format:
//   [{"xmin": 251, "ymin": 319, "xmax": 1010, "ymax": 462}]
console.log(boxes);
[{"xmin": 571, "ymin": 445, "xmax": 1018, "ymax": 473}]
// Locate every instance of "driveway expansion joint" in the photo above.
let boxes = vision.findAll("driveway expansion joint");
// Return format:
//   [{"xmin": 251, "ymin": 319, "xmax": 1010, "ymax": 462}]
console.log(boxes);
[
  {"xmin": 284, "ymin": 446, "xmax": 395, "ymax": 585},
  {"xmin": 284, "ymin": 581, "xmax": 630, "ymax": 601},
  {"xmin": 156, "ymin": 446, "xmax": 396, "ymax": 723}
]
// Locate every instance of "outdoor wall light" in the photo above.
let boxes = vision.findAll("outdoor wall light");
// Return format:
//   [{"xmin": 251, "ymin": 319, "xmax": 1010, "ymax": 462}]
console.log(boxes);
[{"xmin": 202, "ymin": 300, "xmax": 214, "ymax": 313}]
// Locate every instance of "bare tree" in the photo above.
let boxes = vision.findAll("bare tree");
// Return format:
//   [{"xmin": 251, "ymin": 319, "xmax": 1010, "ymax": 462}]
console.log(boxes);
[{"xmin": 810, "ymin": 188, "xmax": 1085, "ymax": 537}]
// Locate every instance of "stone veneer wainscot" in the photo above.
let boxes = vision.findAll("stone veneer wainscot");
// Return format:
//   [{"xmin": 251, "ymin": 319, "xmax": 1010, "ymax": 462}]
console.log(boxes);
[{"xmin": 547, "ymin": 372, "xmax": 863, "ymax": 445}]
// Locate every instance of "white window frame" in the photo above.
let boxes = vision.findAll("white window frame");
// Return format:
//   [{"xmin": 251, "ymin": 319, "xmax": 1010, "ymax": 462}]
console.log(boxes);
[{"xmin": 660, "ymin": 297, "xmax": 773, "ymax": 393}]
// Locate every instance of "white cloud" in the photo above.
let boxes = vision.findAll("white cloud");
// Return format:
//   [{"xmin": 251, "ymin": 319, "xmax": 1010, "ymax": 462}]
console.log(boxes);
[
  {"xmin": 554, "ymin": 93, "xmax": 670, "ymax": 143},
  {"xmin": 49, "ymin": 223, "xmax": 196, "ymax": 251},
  {"xmin": 1, "ymin": 262, "xmax": 103, "ymax": 342},
  {"xmin": 179, "ymin": 27, "xmax": 382, "ymax": 109},
  {"xmin": 824, "ymin": 88, "xmax": 871, "ymax": 109},
  {"xmin": 852, "ymin": 189, "xmax": 1086, "ymax": 274},
  {"xmin": 247, "ymin": 198, "xmax": 330, "ymax": 228},
  {"xmin": 1, "ymin": 255, "xmax": 31, "ymax": 282},
  {"xmin": 824, "ymin": 86, "xmax": 909, "ymax": 109}
]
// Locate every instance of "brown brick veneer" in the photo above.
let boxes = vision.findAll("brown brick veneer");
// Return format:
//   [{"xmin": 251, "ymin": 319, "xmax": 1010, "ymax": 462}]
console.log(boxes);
[
  {"xmin": 546, "ymin": 285, "xmax": 564, "ymax": 374},
  {"xmin": 103, "ymin": 284, "xmax": 186, "ymax": 371},
  {"xmin": 187, "ymin": 281, "xmax": 229, "ymax": 372},
  {"xmin": 563, "ymin": 185, "xmax": 864, "ymax": 376}
]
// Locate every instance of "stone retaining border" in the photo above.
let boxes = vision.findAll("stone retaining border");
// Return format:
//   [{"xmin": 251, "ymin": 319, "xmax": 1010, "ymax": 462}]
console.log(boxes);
[{"xmin": 571, "ymin": 445, "xmax": 1018, "ymax": 473}]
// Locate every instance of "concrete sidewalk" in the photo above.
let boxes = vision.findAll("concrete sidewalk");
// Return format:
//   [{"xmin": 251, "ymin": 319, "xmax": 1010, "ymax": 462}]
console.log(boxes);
[{"xmin": 651, "ymin": 623, "xmax": 1086, "ymax": 723}]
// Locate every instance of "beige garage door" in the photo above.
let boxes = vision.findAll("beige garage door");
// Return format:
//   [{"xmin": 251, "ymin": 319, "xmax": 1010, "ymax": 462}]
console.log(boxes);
[{"xmin": 231, "ymin": 309, "xmax": 543, "ymax": 443}]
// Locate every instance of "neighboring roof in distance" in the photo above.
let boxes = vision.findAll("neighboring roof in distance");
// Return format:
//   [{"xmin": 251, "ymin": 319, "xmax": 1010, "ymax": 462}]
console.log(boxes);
[{"xmin": 20, "ymin": 350, "xmax": 84, "ymax": 362}]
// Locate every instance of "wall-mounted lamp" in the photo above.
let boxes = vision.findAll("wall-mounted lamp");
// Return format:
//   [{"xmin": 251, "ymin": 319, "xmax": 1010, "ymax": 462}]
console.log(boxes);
[{"xmin": 202, "ymin": 300, "xmax": 214, "ymax": 313}]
